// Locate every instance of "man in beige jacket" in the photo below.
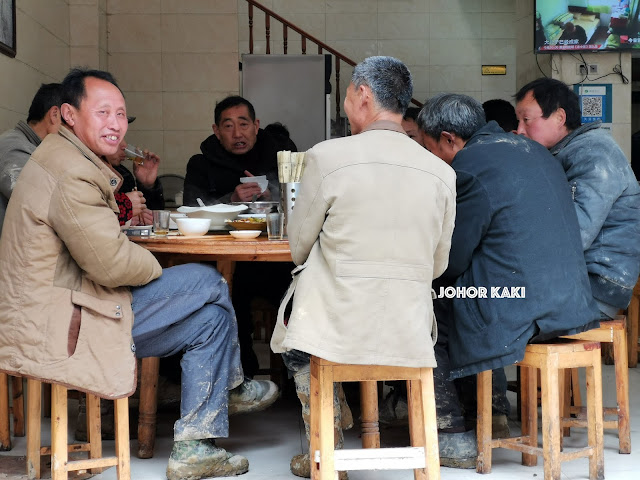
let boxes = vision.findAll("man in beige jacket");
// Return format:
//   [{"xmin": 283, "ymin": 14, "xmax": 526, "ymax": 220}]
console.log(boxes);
[
  {"xmin": 0, "ymin": 68, "xmax": 277, "ymax": 479},
  {"xmin": 271, "ymin": 56, "xmax": 457, "ymax": 477}
]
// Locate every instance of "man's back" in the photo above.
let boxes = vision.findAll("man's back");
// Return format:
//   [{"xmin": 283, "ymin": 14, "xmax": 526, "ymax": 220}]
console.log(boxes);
[
  {"xmin": 445, "ymin": 123, "xmax": 599, "ymax": 378},
  {"xmin": 275, "ymin": 122, "xmax": 456, "ymax": 368}
]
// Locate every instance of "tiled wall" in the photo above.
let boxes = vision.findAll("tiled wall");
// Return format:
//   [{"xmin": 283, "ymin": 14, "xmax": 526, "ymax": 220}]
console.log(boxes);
[
  {"xmin": 107, "ymin": 0, "xmax": 240, "ymax": 177},
  {"xmin": 0, "ymin": 0, "xmax": 71, "ymax": 132},
  {"xmin": 0, "ymin": 1, "xmax": 632, "ymax": 176}
]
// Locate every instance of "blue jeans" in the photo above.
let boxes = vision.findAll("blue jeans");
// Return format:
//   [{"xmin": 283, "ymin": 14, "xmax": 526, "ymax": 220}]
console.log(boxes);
[{"xmin": 131, "ymin": 263, "xmax": 244, "ymax": 441}]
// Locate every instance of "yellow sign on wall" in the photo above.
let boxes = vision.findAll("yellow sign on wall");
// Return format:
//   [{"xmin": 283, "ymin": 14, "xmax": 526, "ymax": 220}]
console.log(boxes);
[{"xmin": 482, "ymin": 65, "xmax": 507, "ymax": 75}]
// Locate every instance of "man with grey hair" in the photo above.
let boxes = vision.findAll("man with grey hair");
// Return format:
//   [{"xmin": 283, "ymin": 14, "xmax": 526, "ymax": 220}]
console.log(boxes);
[
  {"xmin": 417, "ymin": 93, "xmax": 600, "ymax": 467},
  {"xmin": 271, "ymin": 57, "xmax": 456, "ymax": 477}
]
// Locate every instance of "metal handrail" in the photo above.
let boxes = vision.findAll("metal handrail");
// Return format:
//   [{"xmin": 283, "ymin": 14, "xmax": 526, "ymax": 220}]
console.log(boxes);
[{"xmin": 244, "ymin": 0, "xmax": 423, "ymax": 126}]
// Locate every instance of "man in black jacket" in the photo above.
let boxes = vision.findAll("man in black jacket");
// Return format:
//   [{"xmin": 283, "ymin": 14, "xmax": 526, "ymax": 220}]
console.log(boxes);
[{"xmin": 185, "ymin": 96, "xmax": 295, "ymax": 378}]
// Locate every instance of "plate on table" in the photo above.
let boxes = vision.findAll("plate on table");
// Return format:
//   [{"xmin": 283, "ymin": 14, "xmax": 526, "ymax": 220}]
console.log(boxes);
[
  {"xmin": 226, "ymin": 214, "xmax": 267, "ymax": 231},
  {"xmin": 177, "ymin": 204, "xmax": 248, "ymax": 230},
  {"xmin": 229, "ymin": 230, "xmax": 262, "ymax": 240}
]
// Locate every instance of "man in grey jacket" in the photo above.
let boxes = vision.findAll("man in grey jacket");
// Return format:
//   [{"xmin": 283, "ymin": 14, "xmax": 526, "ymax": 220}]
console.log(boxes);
[
  {"xmin": 516, "ymin": 78, "xmax": 640, "ymax": 317},
  {"xmin": 0, "ymin": 83, "xmax": 62, "ymax": 236}
]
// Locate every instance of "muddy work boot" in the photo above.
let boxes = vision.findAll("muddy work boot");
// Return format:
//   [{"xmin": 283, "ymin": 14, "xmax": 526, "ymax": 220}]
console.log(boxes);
[
  {"xmin": 166, "ymin": 439, "xmax": 248, "ymax": 479},
  {"xmin": 378, "ymin": 388, "xmax": 409, "ymax": 426},
  {"xmin": 228, "ymin": 377, "xmax": 278, "ymax": 416},
  {"xmin": 438, "ymin": 430, "xmax": 478, "ymax": 469},
  {"xmin": 290, "ymin": 453, "xmax": 348, "ymax": 480},
  {"xmin": 75, "ymin": 394, "xmax": 114, "ymax": 442}
]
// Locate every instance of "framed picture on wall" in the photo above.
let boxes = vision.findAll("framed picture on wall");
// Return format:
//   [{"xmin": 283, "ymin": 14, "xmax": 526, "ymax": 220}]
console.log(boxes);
[{"xmin": 0, "ymin": 0, "xmax": 16, "ymax": 58}]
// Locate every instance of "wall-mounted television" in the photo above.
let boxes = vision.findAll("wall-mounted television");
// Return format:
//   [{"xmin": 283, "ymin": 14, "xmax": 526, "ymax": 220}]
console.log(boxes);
[{"xmin": 535, "ymin": 0, "xmax": 640, "ymax": 53}]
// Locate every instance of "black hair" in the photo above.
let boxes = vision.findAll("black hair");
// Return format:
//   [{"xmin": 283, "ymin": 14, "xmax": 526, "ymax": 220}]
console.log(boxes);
[
  {"xmin": 26, "ymin": 83, "xmax": 63, "ymax": 124},
  {"xmin": 403, "ymin": 107, "xmax": 421, "ymax": 122},
  {"xmin": 60, "ymin": 68, "xmax": 122, "ymax": 110},
  {"xmin": 482, "ymin": 99, "xmax": 518, "ymax": 132},
  {"xmin": 515, "ymin": 78, "xmax": 581, "ymax": 130},
  {"xmin": 214, "ymin": 96, "xmax": 256, "ymax": 125},
  {"xmin": 264, "ymin": 122, "xmax": 297, "ymax": 151}
]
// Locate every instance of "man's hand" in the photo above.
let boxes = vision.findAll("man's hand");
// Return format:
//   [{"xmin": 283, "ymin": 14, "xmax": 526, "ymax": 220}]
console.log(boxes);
[
  {"xmin": 133, "ymin": 150, "xmax": 160, "ymax": 189},
  {"xmin": 229, "ymin": 170, "xmax": 271, "ymax": 202},
  {"xmin": 126, "ymin": 190, "xmax": 147, "ymax": 217}
]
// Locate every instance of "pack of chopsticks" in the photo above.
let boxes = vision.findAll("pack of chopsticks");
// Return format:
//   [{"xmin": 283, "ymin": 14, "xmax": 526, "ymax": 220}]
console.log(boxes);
[{"xmin": 277, "ymin": 151, "xmax": 306, "ymax": 183}]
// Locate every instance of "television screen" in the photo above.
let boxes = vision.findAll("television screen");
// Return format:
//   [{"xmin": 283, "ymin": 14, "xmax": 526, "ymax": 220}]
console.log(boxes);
[{"xmin": 535, "ymin": 0, "xmax": 640, "ymax": 53}]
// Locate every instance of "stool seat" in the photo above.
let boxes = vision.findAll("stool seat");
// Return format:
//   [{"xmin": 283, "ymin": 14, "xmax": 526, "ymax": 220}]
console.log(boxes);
[
  {"xmin": 477, "ymin": 340, "xmax": 604, "ymax": 480},
  {"xmin": 309, "ymin": 356, "xmax": 440, "ymax": 480}
]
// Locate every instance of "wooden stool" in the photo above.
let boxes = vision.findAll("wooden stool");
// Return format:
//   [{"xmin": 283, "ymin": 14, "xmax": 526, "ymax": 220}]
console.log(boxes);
[
  {"xmin": 477, "ymin": 340, "xmax": 604, "ymax": 480},
  {"xmin": 309, "ymin": 356, "xmax": 440, "ymax": 480},
  {"xmin": 1, "ymin": 373, "xmax": 25, "ymax": 450},
  {"xmin": 137, "ymin": 356, "xmax": 160, "ymax": 459},
  {"xmin": 627, "ymin": 278, "xmax": 640, "ymax": 367},
  {"xmin": 25, "ymin": 378, "xmax": 130, "ymax": 480},
  {"xmin": 561, "ymin": 318, "xmax": 631, "ymax": 454}
]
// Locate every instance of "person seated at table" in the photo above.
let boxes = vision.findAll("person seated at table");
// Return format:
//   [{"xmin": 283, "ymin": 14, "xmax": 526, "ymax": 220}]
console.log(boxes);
[
  {"xmin": 415, "ymin": 93, "xmax": 601, "ymax": 468},
  {"xmin": 270, "ymin": 55, "xmax": 457, "ymax": 478},
  {"xmin": 0, "ymin": 68, "xmax": 278, "ymax": 480},
  {"xmin": 0, "ymin": 82, "xmax": 62, "ymax": 236},
  {"xmin": 184, "ymin": 95, "xmax": 289, "ymax": 206},
  {"xmin": 264, "ymin": 121, "xmax": 298, "ymax": 152},
  {"xmin": 185, "ymin": 96, "xmax": 296, "ymax": 378},
  {"xmin": 515, "ymin": 77, "xmax": 640, "ymax": 319},
  {"xmin": 401, "ymin": 106, "xmax": 425, "ymax": 146}
]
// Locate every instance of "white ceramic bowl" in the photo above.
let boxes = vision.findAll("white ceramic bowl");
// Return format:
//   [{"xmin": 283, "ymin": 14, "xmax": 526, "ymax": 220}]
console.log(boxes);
[
  {"xmin": 177, "ymin": 204, "xmax": 248, "ymax": 229},
  {"xmin": 175, "ymin": 217, "xmax": 211, "ymax": 236},
  {"xmin": 229, "ymin": 230, "xmax": 261, "ymax": 240}
]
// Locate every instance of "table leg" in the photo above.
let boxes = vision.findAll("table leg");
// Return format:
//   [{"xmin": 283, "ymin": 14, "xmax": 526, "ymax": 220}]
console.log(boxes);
[{"xmin": 216, "ymin": 260, "xmax": 236, "ymax": 294}]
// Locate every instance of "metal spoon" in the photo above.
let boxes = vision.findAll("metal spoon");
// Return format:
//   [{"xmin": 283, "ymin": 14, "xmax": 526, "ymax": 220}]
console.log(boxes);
[{"xmin": 196, "ymin": 198, "xmax": 206, "ymax": 207}]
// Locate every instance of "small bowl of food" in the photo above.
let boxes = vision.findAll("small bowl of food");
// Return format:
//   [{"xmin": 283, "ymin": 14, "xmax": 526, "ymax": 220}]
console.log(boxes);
[
  {"xmin": 175, "ymin": 217, "xmax": 211, "ymax": 236},
  {"xmin": 226, "ymin": 214, "xmax": 267, "ymax": 231},
  {"xmin": 229, "ymin": 230, "xmax": 262, "ymax": 240}
]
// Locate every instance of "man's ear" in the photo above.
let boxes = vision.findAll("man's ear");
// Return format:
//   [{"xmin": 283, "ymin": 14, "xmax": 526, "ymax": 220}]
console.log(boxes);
[
  {"xmin": 553, "ymin": 107, "xmax": 567, "ymax": 127},
  {"xmin": 48, "ymin": 106, "xmax": 60, "ymax": 124},
  {"xmin": 60, "ymin": 103, "xmax": 74, "ymax": 126},
  {"xmin": 254, "ymin": 118, "xmax": 260, "ymax": 130},
  {"xmin": 212, "ymin": 123, "xmax": 220, "ymax": 139}
]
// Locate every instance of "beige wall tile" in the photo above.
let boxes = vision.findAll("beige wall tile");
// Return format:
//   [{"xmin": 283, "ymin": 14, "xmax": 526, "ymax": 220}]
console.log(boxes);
[
  {"xmin": 99, "ymin": 9, "xmax": 108, "ymax": 48},
  {"xmin": 273, "ymin": 0, "xmax": 326, "ymax": 14},
  {"xmin": 19, "ymin": 0, "xmax": 70, "ymax": 44},
  {"xmin": 516, "ymin": 0, "xmax": 534, "ymax": 19},
  {"xmin": 70, "ymin": 47, "xmax": 100, "ymax": 68},
  {"xmin": 378, "ymin": 13, "xmax": 428, "ymax": 40},
  {"xmin": 610, "ymin": 123, "xmax": 631, "ymax": 162},
  {"xmin": 325, "ymin": 1, "xmax": 373, "ymax": 14},
  {"xmin": 69, "ymin": 0, "xmax": 98, "ymax": 4},
  {"xmin": 162, "ymin": 0, "xmax": 236, "ymax": 14},
  {"xmin": 70, "ymin": 5, "xmax": 99, "ymax": 46},
  {"xmin": 613, "ymin": 83, "xmax": 632, "ymax": 124},
  {"xmin": 163, "ymin": 92, "xmax": 223, "ymax": 130},
  {"xmin": 0, "ymin": 108, "xmax": 23, "ymax": 133},
  {"xmin": 516, "ymin": 15, "xmax": 533, "ymax": 55},
  {"xmin": 108, "ymin": 14, "xmax": 162, "ymax": 53},
  {"xmin": 409, "ymin": 65, "xmax": 430, "ymax": 100},
  {"xmin": 430, "ymin": 38, "xmax": 481, "ymax": 66},
  {"xmin": 17, "ymin": 11, "xmax": 70, "ymax": 81},
  {"xmin": 482, "ymin": 12, "xmax": 516, "ymax": 39},
  {"xmin": 238, "ymin": 0, "xmax": 274, "ymax": 15},
  {"xmin": 378, "ymin": 0, "xmax": 428, "ymax": 14},
  {"xmin": 431, "ymin": 0, "xmax": 482, "ymax": 14},
  {"xmin": 482, "ymin": 0, "xmax": 516, "ymax": 13},
  {"xmin": 100, "ymin": 0, "xmax": 107, "ymax": 11},
  {"xmin": 164, "ymin": 129, "xmax": 212, "ymax": 175},
  {"xmin": 326, "ymin": 13, "xmax": 377, "ymax": 41},
  {"xmin": 122, "ymin": 92, "xmax": 164, "ymax": 130},
  {"xmin": 108, "ymin": 0, "xmax": 162, "ymax": 14},
  {"xmin": 430, "ymin": 65, "xmax": 482, "ymax": 92},
  {"xmin": 161, "ymin": 15, "xmax": 238, "ymax": 53},
  {"xmin": 482, "ymin": 39, "xmax": 516, "ymax": 64},
  {"xmin": 0, "ymin": 57, "xmax": 47, "ymax": 117},
  {"xmin": 379, "ymin": 39, "xmax": 429, "ymax": 66},
  {"xmin": 108, "ymin": 53, "xmax": 163, "ymax": 91},
  {"xmin": 162, "ymin": 53, "xmax": 239, "ymax": 92},
  {"xmin": 325, "ymin": 40, "xmax": 378, "ymax": 63},
  {"xmin": 429, "ymin": 13, "xmax": 483, "ymax": 39},
  {"xmin": 99, "ymin": 48, "xmax": 108, "ymax": 70},
  {"xmin": 480, "ymin": 66, "xmax": 515, "ymax": 92}
]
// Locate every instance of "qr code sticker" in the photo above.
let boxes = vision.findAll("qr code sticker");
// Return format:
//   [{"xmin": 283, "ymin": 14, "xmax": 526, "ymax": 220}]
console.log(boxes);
[{"xmin": 582, "ymin": 96, "xmax": 602, "ymax": 117}]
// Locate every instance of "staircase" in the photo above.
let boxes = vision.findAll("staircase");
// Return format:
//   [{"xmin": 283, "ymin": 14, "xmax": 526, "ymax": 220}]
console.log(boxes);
[{"xmin": 243, "ymin": 0, "xmax": 422, "ymax": 138}]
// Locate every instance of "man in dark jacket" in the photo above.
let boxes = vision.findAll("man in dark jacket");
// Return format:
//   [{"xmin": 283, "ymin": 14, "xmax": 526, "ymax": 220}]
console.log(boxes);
[
  {"xmin": 184, "ymin": 96, "xmax": 285, "ymax": 206},
  {"xmin": 417, "ymin": 93, "xmax": 600, "ymax": 468},
  {"xmin": 516, "ymin": 78, "xmax": 640, "ymax": 318},
  {"xmin": 184, "ymin": 96, "xmax": 294, "ymax": 377}
]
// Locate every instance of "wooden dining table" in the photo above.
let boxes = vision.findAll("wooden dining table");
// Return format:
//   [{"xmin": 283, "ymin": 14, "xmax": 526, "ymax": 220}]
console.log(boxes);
[{"xmin": 129, "ymin": 231, "xmax": 292, "ymax": 458}]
